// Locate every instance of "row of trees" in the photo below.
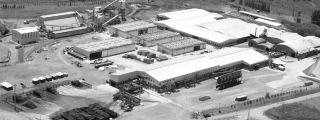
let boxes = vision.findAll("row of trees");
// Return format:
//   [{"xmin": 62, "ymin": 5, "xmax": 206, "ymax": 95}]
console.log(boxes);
[{"xmin": 1, "ymin": 4, "xmax": 25, "ymax": 9}]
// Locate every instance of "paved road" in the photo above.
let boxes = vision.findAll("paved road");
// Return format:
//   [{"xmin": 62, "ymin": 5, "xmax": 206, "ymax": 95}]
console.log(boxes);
[{"xmin": 209, "ymin": 92, "xmax": 320, "ymax": 120}]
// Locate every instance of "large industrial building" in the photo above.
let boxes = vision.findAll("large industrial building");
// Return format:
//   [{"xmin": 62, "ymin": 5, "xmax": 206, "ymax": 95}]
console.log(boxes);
[
  {"xmin": 110, "ymin": 47, "xmax": 270, "ymax": 91},
  {"xmin": 158, "ymin": 38, "xmax": 206, "ymax": 56},
  {"xmin": 11, "ymin": 27, "xmax": 40, "ymax": 45},
  {"xmin": 108, "ymin": 21, "xmax": 158, "ymax": 39},
  {"xmin": 37, "ymin": 11, "xmax": 88, "ymax": 39},
  {"xmin": 156, "ymin": 9, "xmax": 263, "ymax": 47},
  {"xmin": 73, "ymin": 37, "xmax": 135, "ymax": 60},
  {"xmin": 137, "ymin": 31, "xmax": 182, "ymax": 47}
]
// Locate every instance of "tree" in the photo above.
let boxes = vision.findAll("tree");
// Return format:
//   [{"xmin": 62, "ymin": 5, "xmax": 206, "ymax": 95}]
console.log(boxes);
[
  {"xmin": 0, "ymin": 24, "xmax": 9, "ymax": 35},
  {"xmin": 312, "ymin": 10, "xmax": 320, "ymax": 26}
]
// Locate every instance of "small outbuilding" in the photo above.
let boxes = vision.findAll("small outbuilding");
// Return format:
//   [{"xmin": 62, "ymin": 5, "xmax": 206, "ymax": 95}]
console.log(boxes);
[{"xmin": 12, "ymin": 27, "xmax": 40, "ymax": 45}]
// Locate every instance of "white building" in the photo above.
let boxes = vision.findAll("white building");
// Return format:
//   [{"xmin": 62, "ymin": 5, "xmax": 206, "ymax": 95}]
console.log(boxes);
[{"xmin": 11, "ymin": 27, "xmax": 40, "ymax": 45}]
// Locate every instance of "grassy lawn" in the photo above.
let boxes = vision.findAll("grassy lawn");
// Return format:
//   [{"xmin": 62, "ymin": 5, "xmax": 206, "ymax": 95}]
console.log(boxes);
[{"xmin": 264, "ymin": 102, "xmax": 320, "ymax": 120}]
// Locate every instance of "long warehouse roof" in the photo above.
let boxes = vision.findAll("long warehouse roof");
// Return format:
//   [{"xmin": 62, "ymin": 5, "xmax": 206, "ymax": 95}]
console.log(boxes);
[
  {"xmin": 44, "ymin": 17, "xmax": 79, "ymax": 26},
  {"xmin": 110, "ymin": 20, "xmax": 157, "ymax": 32},
  {"xmin": 76, "ymin": 37, "xmax": 134, "ymax": 53},
  {"xmin": 198, "ymin": 18, "xmax": 261, "ymax": 38},
  {"xmin": 157, "ymin": 8, "xmax": 212, "ymax": 20},
  {"xmin": 146, "ymin": 48, "xmax": 269, "ymax": 82},
  {"xmin": 40, "ymin": 11, "xmax": 76, "ymax": 19},
  {"xmin": 160, "ymin": 38, "xmax": 205, "ymax": 49}
]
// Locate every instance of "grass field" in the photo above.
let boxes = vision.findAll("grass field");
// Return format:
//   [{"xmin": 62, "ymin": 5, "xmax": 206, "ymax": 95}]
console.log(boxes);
[{"xmin": 265, "ymin": 102, "xmax": 320, "ymax": 120}]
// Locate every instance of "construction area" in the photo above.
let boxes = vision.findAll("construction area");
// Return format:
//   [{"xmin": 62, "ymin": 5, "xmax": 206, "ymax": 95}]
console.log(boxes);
[{"xmin": 1, "ymin": 0, "xmax": 320, "ymax": 120}]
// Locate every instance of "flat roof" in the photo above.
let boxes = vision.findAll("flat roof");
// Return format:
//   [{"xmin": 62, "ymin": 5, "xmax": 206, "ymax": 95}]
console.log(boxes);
[
  {"xmin": 13, "ymin": 27, "xmax": 39, "ymax": 34},
  {"xmin": 164, "ymin": 24, "xmax": 235, "ymax": 44},
  {"xmin": 255, "ymin": 18, "xmax": 282, "ymax": 27},
  {"xmin": 198, "ymin": 18, "xmax": 261, "ymax": 38},
  {"xmin": 0, "ymin": 82, "xmax": 13, "ymax": 88},
  {"xmin": 157, "ymin": 13, "xmax": 222, "ymax": 26},
  {"xmin": 40, "ymin": 11, "xmax": 76, "ymax": 19},
  {"xmin": 139, "ymin": 31, "xmax": 180, "ymax": 41},
  {"xmin": 146, "ymin": 48, "xmax": 269, "ymax": 82},
  {"xmin": 110, "ymin": 21, "xmax": 157, "ymax": 32},
  {"xmin": 160, "ymin": 38, "xmax": 205, "ymax": 49},
  {"xmin": 157, "ymin": 8, "xmax": 212, "ymax": 20},
  {"xmin": 76, "ymin": 37, "xmax": 134, "ymax": 53}
]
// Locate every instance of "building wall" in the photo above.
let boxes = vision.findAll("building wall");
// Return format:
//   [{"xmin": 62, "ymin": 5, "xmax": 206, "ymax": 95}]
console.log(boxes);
[
  {"xmin": 11, "ymin": 30, "xmax": 40, "ymax": 45},
  {"xmin": 73, "ymin": 47, "xmax": 91, "ymax": 58},
  {"xmin": 143, "ymin": 35, "xmax": 183, "ymax": 47},
  {"xmin": 101, "ymin": 44, "xmax": 136, "ymax": 57},
  {"xmin": 158, "ymin": 44, "xmax": 206, "ymax": 56}
]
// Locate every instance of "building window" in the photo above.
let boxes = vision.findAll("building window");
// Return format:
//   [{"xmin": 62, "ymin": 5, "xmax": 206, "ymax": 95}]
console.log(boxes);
[
  {"xmin": 297, "ymin": 18, "xmax": 301, "ymax": 23},
  {"xmin": 297, "ymin": 11, "xmax": 301, "ymax": 17}
]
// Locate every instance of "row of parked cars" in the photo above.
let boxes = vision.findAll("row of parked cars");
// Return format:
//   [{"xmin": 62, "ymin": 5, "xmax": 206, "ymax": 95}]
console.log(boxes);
[{"xmin": 32, "ymin": 72, "xmax": 68, "ymax": 85}]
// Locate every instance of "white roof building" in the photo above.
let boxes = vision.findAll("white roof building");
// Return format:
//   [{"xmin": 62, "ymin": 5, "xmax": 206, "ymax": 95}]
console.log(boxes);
[
  {"xmin": 13, "ymin": 27, "xmax": 39, "ymax": 34},
  {"xmin": 0, "ymin": 82, "xmax": 13, "ymax": 88},
  {"xmin": 157, "ymin": 8, "xmax": 213, "ymax": 20},
  {"xmin": 255, "ymin": 18, "xmax": 282, "ymax": 27},
  {"xmin": 145, "ymin": 48, "xmax": 269, "ymax": 82}
]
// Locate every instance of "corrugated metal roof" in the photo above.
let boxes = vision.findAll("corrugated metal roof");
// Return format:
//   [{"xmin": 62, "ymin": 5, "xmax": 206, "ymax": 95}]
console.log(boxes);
[
  {"xmin": 13, "ymin": 27, "xmax": 39, "ymax": 34},
  {"xmin": 44, "ymin": 17, "xmax": 79, "ymax": 26},
  {"xmin": 53, "ymin": 26, "xmax": 87, "ymax": 34},
  {"xmin": 146, "ymin": 48, "xmax": 269, "ymax": 82},
  {"xmin": 255, "ymin": 18, "xmax": 282, "ymax": 27},
  {"xmin": 110, "ymin": 21, "xmax": 156, "ymax": 32},
  {"xmin": 75, "ymin": 37, "xmax": 134, "ymax": 53},
  {"xmin": 139, "ymin": 31, "xmax": 180, "ymax": 41},
  {"xmin": 160, "ymin": 38, "xmax": 205, "ymax": 49}
]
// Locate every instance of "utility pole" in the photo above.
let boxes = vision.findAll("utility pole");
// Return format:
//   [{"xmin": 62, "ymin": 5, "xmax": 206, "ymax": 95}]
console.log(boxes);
[{"xmin": 247, "ymin": 107, "xmax": 251, "ymax": 120}]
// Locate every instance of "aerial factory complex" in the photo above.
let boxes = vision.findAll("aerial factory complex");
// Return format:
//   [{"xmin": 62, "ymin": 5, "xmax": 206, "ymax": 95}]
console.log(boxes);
[{"xmin": 1, "ymin": 0, "xmax": 320, "ymax": 120}]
